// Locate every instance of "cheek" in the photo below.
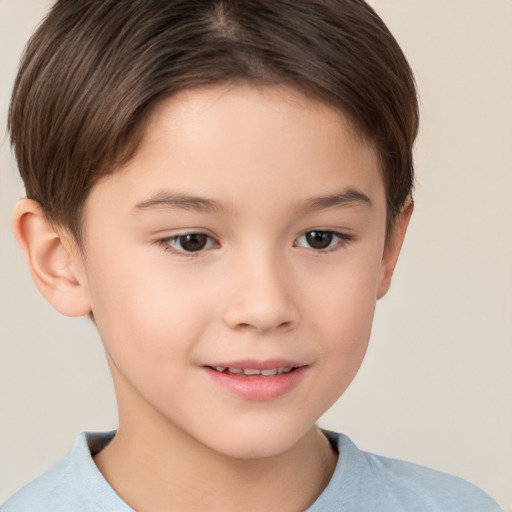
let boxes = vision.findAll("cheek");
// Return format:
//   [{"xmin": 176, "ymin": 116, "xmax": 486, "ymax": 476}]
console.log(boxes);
[
  {"xmin": 310, "ymin": 248, "xmax": 381, "ymax": 332},
  {"xmin": 85, "ymin": 252, "xmax": 215, "ymax": 361},
  {"xmin": 307, "ymin": 249, "xmax": 382, "ymax": 380},
  {"xmin": 312, "ymin": 287, "xmax": 376, "ymax": 413},
  {"xmin": 87, "ymin": 271, "xmax": 197, "ymax": 407}
]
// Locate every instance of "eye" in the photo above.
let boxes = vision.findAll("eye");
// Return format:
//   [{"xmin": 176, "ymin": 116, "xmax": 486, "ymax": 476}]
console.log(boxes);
[
  {"xmin": 160, "ymin": 233, "xmax": 217, "ymax": 254},
  {"xmin": 294, "ymin": 230, "xmax": 350, "ymax": 251}
]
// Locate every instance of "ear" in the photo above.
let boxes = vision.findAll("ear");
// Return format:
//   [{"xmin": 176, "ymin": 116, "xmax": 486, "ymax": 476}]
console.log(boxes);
[
  {"xmin": 377, "ymin": 200, "xmax": 414, "ymax": 299},
  {"xmin": 12, "ymin": 199, "xmax": 91, "ymax": 317}
]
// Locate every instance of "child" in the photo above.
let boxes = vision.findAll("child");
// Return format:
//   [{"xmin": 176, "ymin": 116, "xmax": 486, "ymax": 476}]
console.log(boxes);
[{"xmin": 2, "ymin": 0, "xmax": 503, "ymax": 511}]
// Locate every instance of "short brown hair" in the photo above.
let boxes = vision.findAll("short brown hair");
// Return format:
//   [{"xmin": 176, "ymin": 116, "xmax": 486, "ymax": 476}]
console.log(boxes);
[{"xmin": 8, "ymin": 0, "xmax": 418, "ymax": 243}]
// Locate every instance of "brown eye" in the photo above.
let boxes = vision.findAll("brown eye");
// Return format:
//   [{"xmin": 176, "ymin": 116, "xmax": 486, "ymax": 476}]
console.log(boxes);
[
  {"xmin": 305, "ymin": 231, "xmax": 334, "ymax": 249},
  {"xmin": 295, "ymin": 230, "xmax": 351, "ymax": 251},
  {"xmin": 178, "ymin": 234, "xmax": 209, "ymax": 252},
  {"xmin": 160, "ymin": 232, "xmax": 217, "ymax": 255}
]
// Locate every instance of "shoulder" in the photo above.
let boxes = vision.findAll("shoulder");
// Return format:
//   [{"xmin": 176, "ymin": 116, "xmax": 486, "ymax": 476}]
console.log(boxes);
[
  {"xmin": 1, "ymin": 432, "xmax": 132, "ymax": 512},
  {"xmin": 308, "ymin": 431, "xmax": 503, "ymax": 512},
  {"xmin": 357, "ymin": 446, "xmax": 501, "ymax": 512},
  {"xmin": 1, "ymin": 454, "xmax": 72, "ymax": 512}
]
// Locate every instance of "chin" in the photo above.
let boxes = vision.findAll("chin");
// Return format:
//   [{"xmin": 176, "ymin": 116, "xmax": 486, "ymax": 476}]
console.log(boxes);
[{"xmin": 200, "ymin": 421, "xmax": 315, "ymax": 460}]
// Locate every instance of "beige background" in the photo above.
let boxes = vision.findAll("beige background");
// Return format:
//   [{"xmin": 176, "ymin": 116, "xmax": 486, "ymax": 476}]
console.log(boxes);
[{"xmin": 1, "ymin": 0, "xmax": 511, "ymax": 508}]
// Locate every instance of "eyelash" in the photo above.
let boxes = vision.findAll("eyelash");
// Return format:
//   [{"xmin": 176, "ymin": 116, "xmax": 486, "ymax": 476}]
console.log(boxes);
[
  {"xmin": 156, "ymin": 230, "xmax": 353, "ymax": 257},
  {"xmin": 293, "ymin": 230, "xmax": 353, "ymax": 252},
  {"xmin": 156, "ymin": 233, "xmax": 218, "ymax": 257}
]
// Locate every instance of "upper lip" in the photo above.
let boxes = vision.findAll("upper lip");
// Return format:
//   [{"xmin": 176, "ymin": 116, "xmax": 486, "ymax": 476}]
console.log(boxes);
[{"xmin": 204, "ymin": 359, "xmax": 306, "ymax": 370}]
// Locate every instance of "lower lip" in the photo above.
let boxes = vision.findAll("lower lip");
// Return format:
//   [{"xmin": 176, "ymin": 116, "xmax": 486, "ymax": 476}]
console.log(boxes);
[{"xmin": 204, "ymin": 367, "xmax": 308, "ymax": 401}]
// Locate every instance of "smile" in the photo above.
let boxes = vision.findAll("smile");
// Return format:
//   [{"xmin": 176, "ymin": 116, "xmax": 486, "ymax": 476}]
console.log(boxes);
[
  {"xmin": 212, "ymin": 366, "xmax": 295, "ymax": 376},
  {"xmin": 204, "ymin": 363, "xmax": 307, "ymax": 401}
]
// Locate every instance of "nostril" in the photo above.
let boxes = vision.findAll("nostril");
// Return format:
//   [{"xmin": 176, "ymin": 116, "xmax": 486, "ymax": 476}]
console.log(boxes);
[
  {"xmin": 230, "ymin": 319, "xmax": 295, "ymax": 333},
  {"xmin": 235, "ymin": 322, "xmax": 253, "ymax": 330}
]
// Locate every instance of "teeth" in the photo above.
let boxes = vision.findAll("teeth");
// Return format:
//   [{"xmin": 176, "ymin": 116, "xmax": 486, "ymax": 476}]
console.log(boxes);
[
  {"xmin": 243, "ymin": 368, "xmax": 261, "ymax": 376},
  {"xmin": 213, "ymin": 366, "xmax": 295, "ymax": 376}
]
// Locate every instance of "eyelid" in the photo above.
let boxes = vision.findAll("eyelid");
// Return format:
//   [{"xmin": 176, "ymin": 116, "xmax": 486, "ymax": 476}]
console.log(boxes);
[
  {"xmin": 155, "ymin": 230, "xmax": 219, "ymax": 257},
  {"xmin": 294, "ymin": 229, "xmax": 354, "ymax": 251},
  {"xmin": 154, "ymin": 228, "xmax": 352, "ymax": 257}
]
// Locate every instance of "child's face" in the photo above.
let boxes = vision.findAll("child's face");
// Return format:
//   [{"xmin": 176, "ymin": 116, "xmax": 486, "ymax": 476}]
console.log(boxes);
[{"xmin": 76, "ymin": 84, "xmax": 403, "ymax": 458}]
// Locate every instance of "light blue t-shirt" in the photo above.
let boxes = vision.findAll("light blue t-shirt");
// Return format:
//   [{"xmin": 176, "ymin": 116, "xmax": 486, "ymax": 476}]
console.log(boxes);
[{"xmin": 1, "ymin": 430, "xmax": 502, "ymax": 512}]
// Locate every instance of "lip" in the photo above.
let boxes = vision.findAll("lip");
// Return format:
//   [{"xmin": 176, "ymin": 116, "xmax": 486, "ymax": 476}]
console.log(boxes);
[
  {"xmin": 207, "ymin": 358, "xmax": 304, "ymax": 371},
  {"xmin": 203, "ymin": 359, "xmax": 308, "ymax": 401}
]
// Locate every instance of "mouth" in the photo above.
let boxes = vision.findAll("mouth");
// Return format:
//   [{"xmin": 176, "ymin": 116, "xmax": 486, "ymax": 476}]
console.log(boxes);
[
  {"xmin": 203, "ymin": 361, "xmax": 308, "ymax": 401},
  {"xmin": 208, "ymin": 366, "xmax": 297, "ymax": 376}
]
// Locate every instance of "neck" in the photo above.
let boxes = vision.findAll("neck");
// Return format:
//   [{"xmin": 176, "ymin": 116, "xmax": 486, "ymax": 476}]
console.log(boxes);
[{"xmin": 94, "ymin": 386, "xmax": 337, "ymax": 512}]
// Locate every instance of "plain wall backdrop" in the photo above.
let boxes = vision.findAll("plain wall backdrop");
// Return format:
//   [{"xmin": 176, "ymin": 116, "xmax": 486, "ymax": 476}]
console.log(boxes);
[{"xmin": 1, "ymin": 0, "xmax": 511, "ymax": 509}]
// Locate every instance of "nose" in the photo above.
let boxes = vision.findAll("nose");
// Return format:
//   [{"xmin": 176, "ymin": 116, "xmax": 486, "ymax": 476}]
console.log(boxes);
[{"xmin": 222, "ymin": 252, "xmax": 300, "ymax": 333}]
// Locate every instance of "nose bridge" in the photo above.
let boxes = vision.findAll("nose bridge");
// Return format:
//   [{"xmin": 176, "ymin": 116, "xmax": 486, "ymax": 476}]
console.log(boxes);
[{"xmin": 222, "ymin": 243, "xmax": 299, "ymax": 333}]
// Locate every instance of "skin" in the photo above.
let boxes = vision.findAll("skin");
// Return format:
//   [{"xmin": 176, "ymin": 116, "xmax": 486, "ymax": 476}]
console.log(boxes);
[{"xmin": 13, "ymin": 84, "xmax": 412, "ymax": 511}]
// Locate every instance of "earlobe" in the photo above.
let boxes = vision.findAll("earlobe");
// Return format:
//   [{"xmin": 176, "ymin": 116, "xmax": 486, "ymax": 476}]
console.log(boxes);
[
  {"xmin": 377, "ymin": 200, "xmax": 414, "ymax": 299},
  {"xmin": 12, "ymin": 199, "xmax": 91, "ymax": 317}
]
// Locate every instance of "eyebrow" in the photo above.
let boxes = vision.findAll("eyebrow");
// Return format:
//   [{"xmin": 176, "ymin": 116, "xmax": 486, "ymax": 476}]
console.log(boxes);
[
  {"xmin": 133, "ymin": 188, "xmax": 372, "ymax": 215},
  {"xmin": 134, "ymin": 192, "xmax": 224, "ymax": 214},
  {"xmin": 297, "ymin": 188, "xmax": 373, "ymax": 213}
]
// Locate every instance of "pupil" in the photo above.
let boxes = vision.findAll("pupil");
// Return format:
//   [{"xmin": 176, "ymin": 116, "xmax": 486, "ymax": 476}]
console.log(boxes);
[
  {"xmin": 180, "ymin": 234, "xmax": 207, "ymax": 252},
  {"xmin": 306, "ymin": 231, "xmax": 333, "ymax": 249}
]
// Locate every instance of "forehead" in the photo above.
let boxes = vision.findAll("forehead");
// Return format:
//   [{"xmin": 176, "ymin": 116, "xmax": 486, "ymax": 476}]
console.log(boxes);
[
  {"xmin": 147, "ymin": 84, "xmax": 372, "ymax": 153},
  {"xmin": 85, "ymin": 84, "xmax": 385, "ymax": 221}
]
